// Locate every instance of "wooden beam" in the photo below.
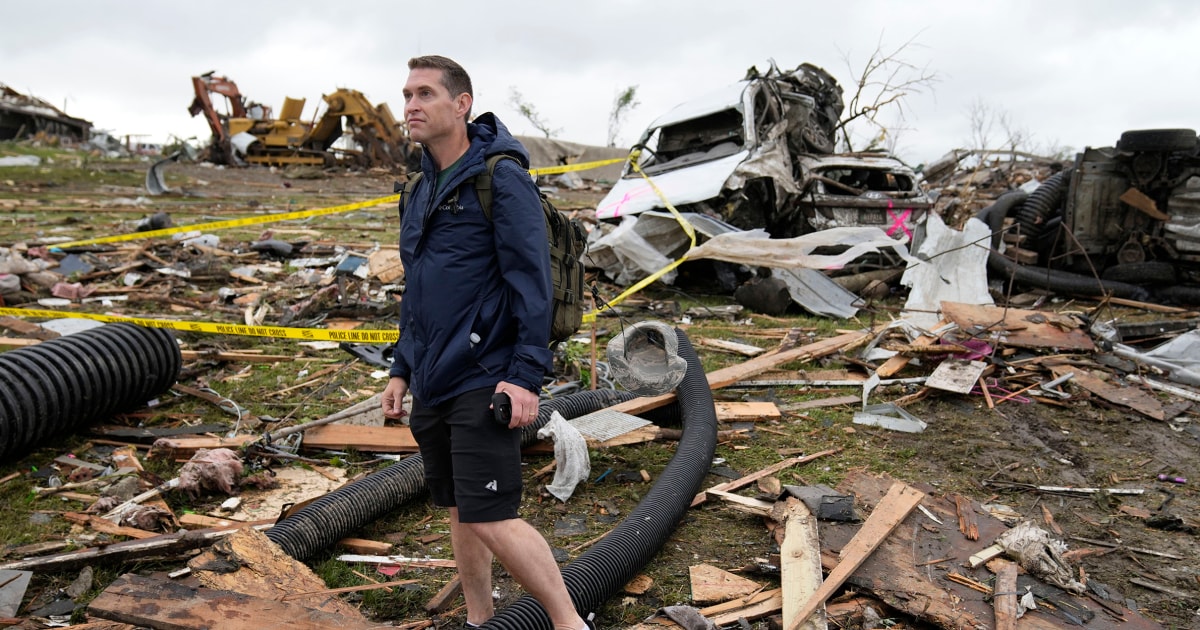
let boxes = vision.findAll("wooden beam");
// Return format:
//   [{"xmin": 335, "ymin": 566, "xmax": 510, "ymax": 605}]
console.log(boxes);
[
  {"xmin": 781, "ymin": 499, "xmax": 826, "ymax": 630},
  {"xmin": 785, "ymin": 482, "xmax": 925, "ymax": 630},
  {"xmin": 993, "ymin": 559, "xmax": 1018, "ymax": 630},
  {"xmin": 0, "ymin": 522, "xmax": 273, "ymax": 573},
  {"xmin": 63, "ymin": 512, "xmax": 158, "ymax": 540},
  {"xmin": 705, "ymin": 489, "xmax": 774, "ymax": 517},
  {"xmin": 180, "ymin": 350, "xmax": 297, "ymax": 363},
  {"xmin": 693, "ymin": 448, "xmax": 841, "ymax": 507}
]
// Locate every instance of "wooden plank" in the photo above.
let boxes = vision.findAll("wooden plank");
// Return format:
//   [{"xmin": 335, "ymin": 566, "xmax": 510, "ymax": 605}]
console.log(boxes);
[
  {"xmin": 88, "ymin": 573, "xmax": 390, "ymax": 630},
  {"xmin": 423, "ymin": 577, "xmax": 462, "ymax": 613},
  {"xmin": 695, "ymin": 337, "xmax": 766, "ymax": 356},
  {"xmin": 781, "ymin": 499, "xmax": 826, "ymax": 630},
  {"xmin": 301, "ymin": 424, "xmax": 419, "ymax": 453},
  {"xmin": 953, "ymin": 494, "xmax": 979, "ymax": 541},
  {"xmin": 179, "ymin": 513, "xmax": 244, "ymax": 529},
  {"xmin": 148, "ymin": 435, "xmax": 257, "ymax": 459},
  {"xmin": 337, "ymin": 538, "xmax": 392, "ymax": 555},
  {"xmin": 940, "ymin": 302, "xmax": 1094, "ymax": 351},
  {"xmin": 875, "ymin": 321, "xmax": 946, "ymax": 378},
  {"xmin": 0, "ymin": 523, "xmax": 273, "ymax": 573},
  {"xmin": 714, "ymin": 401, "xmax": 781, "ymax": 421},
  {"xmin": 708, "ymin": 589, "xmax": 783, "ymax": 626},
  {"xmin": 1052, "ymin": 365, "xmax": 1164, "ymax": 421},
  {"xmin": 993, "ymin": 559, "xmax": 1018, "ymax": 630},
  {"xmin": 790, "ymin": 395, "xmax": 860, "ymax": 410},
  {"xmin": 706, "ymin": 489, "xmax": 774, "ymax": 517},
  {"xmin": 63, "ymin": 512, "xmax": 158, "ymax": 540},
  {"xmin": 608, "ymin": 329, "xmax": 871, "ymax": 416},
  {"xmin": 180, "ymin": 350, "xmax": 297, "ymax": 363},
  {"xmin": 786, "ymin": 481, "xmax": 925, "ymax": 630},
  {"xmin": 693, "ymin": 448, "xmax": 841, "ymax": 507},
  {"xmin": 688, "ymin": 563, "xmax": 761, "ymax": 604},
  {"xmin": 0, "ymin": 337, "xmax": 41, "ymax": 349}
]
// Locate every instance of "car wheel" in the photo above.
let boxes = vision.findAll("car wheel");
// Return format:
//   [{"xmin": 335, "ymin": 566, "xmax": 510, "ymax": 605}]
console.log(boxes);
[{"xmin": 1116, "ymin": 129, "xmax": 1198, "ymax": 153}]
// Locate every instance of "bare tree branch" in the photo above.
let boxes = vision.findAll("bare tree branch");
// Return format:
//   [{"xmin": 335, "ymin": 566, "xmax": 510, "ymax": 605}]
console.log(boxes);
[{"xmin": 835, "ymin": 31, "xmax": 939, "ymax": 152}]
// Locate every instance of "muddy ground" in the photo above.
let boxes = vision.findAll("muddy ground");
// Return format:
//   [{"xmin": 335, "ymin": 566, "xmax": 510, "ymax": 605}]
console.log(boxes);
[{"xmin": 0, "ymin": 153, "xmax": 1198, "ymax": 629}]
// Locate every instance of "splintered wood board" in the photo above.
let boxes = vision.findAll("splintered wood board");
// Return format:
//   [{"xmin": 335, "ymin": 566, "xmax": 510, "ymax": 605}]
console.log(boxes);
[
  {"xmin": 88, "ymin": 573, "xmax": 390, "ymax": 630},
  {"xmin": 940, "ymin": 301, "xmax": 1094, "ymax": 351},
  {"xmin": 302, "ymin": 424, "xmax": 419, "ymax": 452},
  {"xmin": 689, "ymin": 563, "xmax": 762, "ymax": 605},
  {"xmin": 715, "ymin": 401, "xmax": 781, "ymax": 421}
]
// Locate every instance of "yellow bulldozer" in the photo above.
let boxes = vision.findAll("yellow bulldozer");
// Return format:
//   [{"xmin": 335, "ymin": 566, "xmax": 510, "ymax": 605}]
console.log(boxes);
[{"xmin": 188, "ymin": 72, "xmax": 419, "ymax": 171}]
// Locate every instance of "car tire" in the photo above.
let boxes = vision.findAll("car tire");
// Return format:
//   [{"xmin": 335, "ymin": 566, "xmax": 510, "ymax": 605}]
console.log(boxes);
[{"xmin": 1116, "ymin": 129, "xmax": 1198, "ymax": 153}]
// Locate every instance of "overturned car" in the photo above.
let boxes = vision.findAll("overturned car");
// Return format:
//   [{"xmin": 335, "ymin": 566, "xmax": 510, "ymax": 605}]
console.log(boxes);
[
  {"xmin": 595, "ymin": 61, "xmax": 931, "ymax": 240},
  {"xmin": 979, "ymin": 128, "xmax": 1200, "ymax": 304}
]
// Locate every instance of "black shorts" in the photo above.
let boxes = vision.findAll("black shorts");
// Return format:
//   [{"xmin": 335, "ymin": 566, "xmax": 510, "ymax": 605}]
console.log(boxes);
[{"xmin": 409, "ymin": 387, "xmax": 524, "ymax": 523}]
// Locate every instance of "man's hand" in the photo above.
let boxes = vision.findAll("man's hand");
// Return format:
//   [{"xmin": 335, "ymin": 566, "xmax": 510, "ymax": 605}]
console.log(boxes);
[
  {"xmin": 495, "ymin": 381, "xmax": 538, "ymax": 429},
  {"xmin": 382, "ymin": 376, "xmax": 409, "ymax": 420}
]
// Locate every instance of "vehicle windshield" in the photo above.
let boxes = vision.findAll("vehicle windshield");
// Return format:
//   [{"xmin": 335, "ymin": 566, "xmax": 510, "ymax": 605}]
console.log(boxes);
[
  {"xmin": 813, "ymin": 167, "xmax": 918, "ymax": 196},
  {"xmin": 632, "ymin": 108, "xmax": 746, "ymax": 176}
]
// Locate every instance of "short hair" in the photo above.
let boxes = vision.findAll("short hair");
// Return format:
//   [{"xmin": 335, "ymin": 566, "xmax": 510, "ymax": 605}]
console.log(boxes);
[{"xmin": 408, "ymin": 55, "xmax": 473, "ymax": 116}]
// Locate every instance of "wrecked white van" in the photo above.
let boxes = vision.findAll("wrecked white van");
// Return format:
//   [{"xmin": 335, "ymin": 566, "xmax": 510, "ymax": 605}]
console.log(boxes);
[{"xmin": 595, "ymin": 61, "xmax": 930, "ymax": 240}]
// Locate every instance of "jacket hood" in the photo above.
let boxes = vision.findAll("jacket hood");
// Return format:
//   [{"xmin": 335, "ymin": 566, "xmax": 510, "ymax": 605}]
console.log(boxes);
[{"xmin": 469, "ymin": 112, "xmax": 530, "ymax": 168}]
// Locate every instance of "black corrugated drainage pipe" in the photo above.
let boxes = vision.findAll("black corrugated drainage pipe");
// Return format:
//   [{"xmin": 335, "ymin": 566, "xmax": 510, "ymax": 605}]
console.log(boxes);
[
  {"xmin": 0, "ymin": 323, "xmax": 181, "ymax": 463},
  {"xmin": 266, "ymin": 388, "xmax": 679, "ymax": 560},
  {"xmin": 976, "ymin": 192, "xmax": 1151, "ymax": 301},
  {"xmin": 482, "ymin": 328, "xmax": 717, "ymax": 629}
]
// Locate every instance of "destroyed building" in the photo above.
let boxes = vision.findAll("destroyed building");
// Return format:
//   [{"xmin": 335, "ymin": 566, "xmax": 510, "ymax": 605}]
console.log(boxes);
[{"xmin": 0, "ymin": 82, "xmax": 91, "ymax": 142}]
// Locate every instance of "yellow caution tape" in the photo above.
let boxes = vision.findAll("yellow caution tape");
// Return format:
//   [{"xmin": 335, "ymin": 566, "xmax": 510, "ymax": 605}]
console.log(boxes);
[
  {"xmin": 528, "ymin": 157, "xmax": 626, "ymax": 178},
  {"xmin": 582, "ymin": 151, "xmax": 694, "ymax": 324},
  {"xmin": 50, "ymin": 194, "xmax": 402, "ymax": 249},
  {"xmin": 48, "ymin": 157, "xmax": 625, "ymax": 250},
  {"xmin": 0, "ymin": 307, "xmax": 399, "ymax": 343}
]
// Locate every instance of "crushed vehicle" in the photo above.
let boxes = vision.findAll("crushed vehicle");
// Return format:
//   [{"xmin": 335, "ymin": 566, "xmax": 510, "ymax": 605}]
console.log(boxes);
[
  {"xmin": 188, "ymin": 72, "xmax": 418, "ymax": 170},
  {"xmin": 594, "ymin": 61, "xmax": 931, "ymax": 240},
  {"xmin": 978, "ymin": 128, "xmax": 1200, "ymax": 304}
]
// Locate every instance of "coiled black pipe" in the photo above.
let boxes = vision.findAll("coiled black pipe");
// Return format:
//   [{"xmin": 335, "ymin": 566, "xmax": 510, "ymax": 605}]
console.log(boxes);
[
  {"xmin": 977, "ymin": 192, "xmax": 1151, "ymax": 301},
  {"xmin": 1014, "ymin": 169, "xmax": 1070, "ymax": 240},
  {"xmin": 483, "ymin": 329, "xmax": 717, "ymax": 629},
  {"xmin": 0, "ymin": 323, "xmax": 180, "ymax": 463},
  {"xmin": 266, "ymin": 388, "xmax": 670, "ymax": 559}
]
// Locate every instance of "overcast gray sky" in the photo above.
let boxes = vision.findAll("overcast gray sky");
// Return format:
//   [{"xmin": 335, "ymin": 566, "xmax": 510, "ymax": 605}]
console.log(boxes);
[{"xmin": 4, "ymin": 1, "xmax": 1199, "ymax": 167}]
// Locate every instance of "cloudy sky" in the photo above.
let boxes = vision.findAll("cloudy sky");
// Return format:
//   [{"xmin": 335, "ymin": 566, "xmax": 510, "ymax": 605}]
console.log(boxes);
[{"xmin": 4, "ymin": 1, "xmax": 1198, "ymax": 167}]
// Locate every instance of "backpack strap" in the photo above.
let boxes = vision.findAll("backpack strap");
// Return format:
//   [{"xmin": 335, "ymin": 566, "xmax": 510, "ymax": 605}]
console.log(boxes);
[
  {"xmin": 398, "ymin": 172, "xmax": 423, "ymax": 219},
  {"xmin": 474, "ymin": 154, "xmax": 522, "ymax": 221},
  {"xmin": 402, "ymin": 154, "xmax": 519, "ymax": 220}
]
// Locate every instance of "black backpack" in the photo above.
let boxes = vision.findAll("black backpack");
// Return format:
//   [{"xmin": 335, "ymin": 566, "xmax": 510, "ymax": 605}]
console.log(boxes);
[{"xmin": 398, "ymin": 154, "xmax": 587, "ymax": 345}]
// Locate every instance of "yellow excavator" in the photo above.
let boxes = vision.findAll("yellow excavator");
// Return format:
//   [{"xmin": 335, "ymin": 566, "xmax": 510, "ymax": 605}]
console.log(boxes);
[{"xmin": 188, "ymin": 72, "xmax": 418, "ymax": 171}]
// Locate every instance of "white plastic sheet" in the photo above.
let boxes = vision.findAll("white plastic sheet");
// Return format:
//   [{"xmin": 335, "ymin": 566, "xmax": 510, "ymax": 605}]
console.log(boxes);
[{"xmin": 536, "ymin": 411, "xmax": 591, "ymax": 502}]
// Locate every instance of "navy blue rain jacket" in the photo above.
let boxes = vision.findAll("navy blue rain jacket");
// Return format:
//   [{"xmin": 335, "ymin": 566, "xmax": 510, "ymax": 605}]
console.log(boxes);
[{"xmin": 389, "ymin": 113, "xmax": 553, "ymax": 406}]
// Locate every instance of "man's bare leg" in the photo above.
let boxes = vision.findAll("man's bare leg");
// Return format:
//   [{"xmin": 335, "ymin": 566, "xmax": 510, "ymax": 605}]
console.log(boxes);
[
  {"xmin": 467, "ymin": 518, "xmax": 585, "ymax": 630},
  {"xmin": 450, "ymin": 507, "xmax": 496, "ymax": 625}
]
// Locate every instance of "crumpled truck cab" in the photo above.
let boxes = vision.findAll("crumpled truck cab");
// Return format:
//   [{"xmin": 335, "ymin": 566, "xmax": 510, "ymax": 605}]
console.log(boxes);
[{"xmin": 595, "ymin": 61, "xmax": 931, "ymax": 240}]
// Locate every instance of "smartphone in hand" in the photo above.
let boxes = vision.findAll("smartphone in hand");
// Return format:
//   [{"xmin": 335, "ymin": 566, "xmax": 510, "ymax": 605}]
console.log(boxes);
[{"xmin": 491, "ymin": 392, "xmax": 512, "ymax": 426}]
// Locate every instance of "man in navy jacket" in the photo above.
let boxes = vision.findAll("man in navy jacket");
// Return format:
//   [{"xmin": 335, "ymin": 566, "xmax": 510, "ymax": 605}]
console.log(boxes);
[{"xmin": 382, "ymin": 55, "xmax": 590, "ymax": 630}]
